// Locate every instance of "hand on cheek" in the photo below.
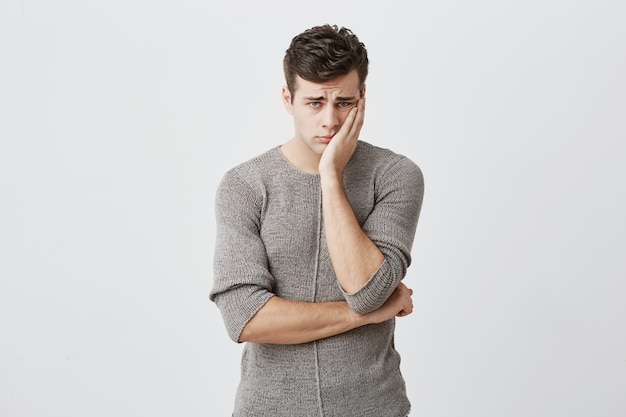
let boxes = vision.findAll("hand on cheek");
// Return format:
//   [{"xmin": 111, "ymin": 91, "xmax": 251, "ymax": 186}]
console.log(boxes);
[{"xmin": 319, "ymin": 98, "xmax": 365, "ymax": 179}]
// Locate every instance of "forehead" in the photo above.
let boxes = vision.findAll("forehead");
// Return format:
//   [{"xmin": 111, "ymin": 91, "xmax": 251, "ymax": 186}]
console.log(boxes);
[{"xmin": 293, "ymin": 70, "xmax": 360, "ymax": 99}]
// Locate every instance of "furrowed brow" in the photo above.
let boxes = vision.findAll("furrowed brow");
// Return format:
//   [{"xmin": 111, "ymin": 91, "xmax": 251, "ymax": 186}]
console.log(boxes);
[
  {"xmin": 304, "ymin": 96, "xmax": 326, "ymax": 101},
  {"xmin": 335, "ymin": 96, "xmax": 358, "ymax": 102}
]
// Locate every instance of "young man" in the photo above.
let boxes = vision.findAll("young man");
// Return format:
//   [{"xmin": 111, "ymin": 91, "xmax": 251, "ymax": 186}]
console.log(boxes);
[{"xmin": 210, "ymin": 24, "xmax": 424, "ymax": 417}]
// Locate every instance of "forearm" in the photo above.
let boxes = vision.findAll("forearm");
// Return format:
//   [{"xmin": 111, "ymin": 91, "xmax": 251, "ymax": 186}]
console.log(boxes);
[
  {"xmin": 239, "ymin": 281, "xmax": 415, "ymax": 345},
  {"xmin": 239, "ymin": 296, "xmax": 368, "ymax": 344},
  {"xmin": 321, "ymin": 176, "xmax": 384, "ymax": 294}
]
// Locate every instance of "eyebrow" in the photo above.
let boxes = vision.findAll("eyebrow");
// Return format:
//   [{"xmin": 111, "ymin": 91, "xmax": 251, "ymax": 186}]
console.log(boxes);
[{"xmin": 303, "ymin": 96, "xmax": 358, "ymax": 102}]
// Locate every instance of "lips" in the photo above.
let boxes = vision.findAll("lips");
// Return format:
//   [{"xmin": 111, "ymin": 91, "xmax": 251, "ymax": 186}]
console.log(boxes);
[{"xmin": 318, "ymin": 134, "xmax": 334, "ymax": 144}]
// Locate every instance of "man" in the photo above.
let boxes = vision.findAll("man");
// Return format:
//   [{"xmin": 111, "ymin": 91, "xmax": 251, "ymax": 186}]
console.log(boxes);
[{"xmin": 210, "ymin": 24, "xmax": 424, "ymax": 417}]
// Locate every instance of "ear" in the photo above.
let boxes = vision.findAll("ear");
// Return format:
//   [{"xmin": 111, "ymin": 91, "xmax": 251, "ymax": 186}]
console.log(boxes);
[
  {"xmin": 282, "ymin": 86, "xmax": 293, "ymax": 114},
  {"xmin": 361, "ymin": 83, "xmax": 367, "ymax": 98}
]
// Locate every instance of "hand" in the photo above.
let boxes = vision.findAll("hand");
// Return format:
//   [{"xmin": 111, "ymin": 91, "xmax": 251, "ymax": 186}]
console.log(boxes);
[
  {"xmin": 365, "ymin": 282, "xmax": 414, "ymax": 324},
  {"xmin": 319, "ymin": 98, "xmax": 365, "ymax": 179}
]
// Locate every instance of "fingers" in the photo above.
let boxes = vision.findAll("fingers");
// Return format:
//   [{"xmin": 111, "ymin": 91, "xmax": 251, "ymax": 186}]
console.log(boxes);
[
  {"xmin": 336, "ymin": 98, "xmax": 365, "ymax": 142},
  {"xmin": 395, "ymin": 281, "xmax": 414, "ymax": 317},
  {"xmin": 349, "ymin": 98, "xmax": 365, "ymax": 138},
  {"xmin": 366, "ymin": 281, "xmax": 414, "ymax": 324},
  {"xmin": 396, "ymin": 281, "xmax": 412, "ymax": 295},
  {"xmin": 319, "ymin": 99, "xmax": 364, "ymax": 176}
]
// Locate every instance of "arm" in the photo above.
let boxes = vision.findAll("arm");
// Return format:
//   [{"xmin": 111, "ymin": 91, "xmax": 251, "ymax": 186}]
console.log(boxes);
[
  {"xmin": 210, "ymin": 168, "xmax": 414, "ymax": 344},
  {"xmin": 319, "ymin": 98, "xmax": 383, "ymax": 294},
  {"xmin": 320, "ymin": 175, "xmax": 384, "ymax": 294},
  {"xmin": 319, "ymin": 99, "xmax": 424, "ymax": 314},
  {"xmin": 239, "ymin": 282, "xmax": 414, "ymax": 344}
]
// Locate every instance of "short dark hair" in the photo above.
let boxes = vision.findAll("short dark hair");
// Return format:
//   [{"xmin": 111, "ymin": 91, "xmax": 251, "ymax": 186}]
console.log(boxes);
[{"xmin": 283, "ymin": 24, "xmax": 369, "ymax": 101}]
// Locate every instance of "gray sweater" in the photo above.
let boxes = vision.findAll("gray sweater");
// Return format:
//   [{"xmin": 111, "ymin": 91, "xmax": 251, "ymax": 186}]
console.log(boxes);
[{"xmin": 210, "ymin": 141, "xmax": 424, "ymax": 417}]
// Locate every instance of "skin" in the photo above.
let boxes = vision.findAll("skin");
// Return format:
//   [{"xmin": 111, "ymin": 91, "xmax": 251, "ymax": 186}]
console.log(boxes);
[{"xmin": 238, "ymin": 70, "xmax": 414, "ymax": 344}]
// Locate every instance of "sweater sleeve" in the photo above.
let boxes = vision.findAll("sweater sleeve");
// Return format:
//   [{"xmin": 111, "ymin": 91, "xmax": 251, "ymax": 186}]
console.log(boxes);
[
  {"xmin": 342, "ymin": 156, "xmax": 424, "ymax": 314},
  {"xmin": 209, "ymin": 169, "xmax": 275, "ymax": 343}
]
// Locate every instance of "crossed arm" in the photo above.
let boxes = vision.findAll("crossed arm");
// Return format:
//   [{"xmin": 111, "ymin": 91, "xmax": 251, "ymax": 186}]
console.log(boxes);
[{"xmin": 239, "ymin": 283, "xmax": 413, "ymax": 344}]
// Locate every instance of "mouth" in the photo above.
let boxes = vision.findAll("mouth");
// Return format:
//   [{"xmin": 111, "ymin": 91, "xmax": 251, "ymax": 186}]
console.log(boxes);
[{"xmin": 317, "ymin": 134, "xmax": 335, "ymax": 144}]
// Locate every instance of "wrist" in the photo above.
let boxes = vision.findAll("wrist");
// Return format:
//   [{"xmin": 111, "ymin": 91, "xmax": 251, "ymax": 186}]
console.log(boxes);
[
  {"xmin": 319, "ymin": 171, "xmax": 344, "ymax": 190},
  {"xmin": 343, "ymin": 301, "xmax": 371, "ymax": 328},
  {"xmin": 318, "ymin": 160, "xmax": 344, "ymax": 182}
]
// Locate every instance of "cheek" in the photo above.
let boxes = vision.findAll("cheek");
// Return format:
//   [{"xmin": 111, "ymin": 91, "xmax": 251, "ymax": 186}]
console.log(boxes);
[
  {"xmin": 297, "ymin": 112, "xmax": 319, "ymax": 126},
  {"xmin": 293, "ymin": 114, "xmax": 316, "ymax": 132}
]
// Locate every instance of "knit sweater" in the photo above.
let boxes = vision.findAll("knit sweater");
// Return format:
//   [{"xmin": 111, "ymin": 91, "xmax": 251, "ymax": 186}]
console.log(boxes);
[{"xmin": 210, "ymin": 141, "xmax": 424, "ymax": 417}]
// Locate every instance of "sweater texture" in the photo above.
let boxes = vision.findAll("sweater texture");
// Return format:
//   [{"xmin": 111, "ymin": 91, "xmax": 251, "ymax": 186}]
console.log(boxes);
[{"xmin": 210, "ymin": 141, "xmax": 424, "ymax": 417}]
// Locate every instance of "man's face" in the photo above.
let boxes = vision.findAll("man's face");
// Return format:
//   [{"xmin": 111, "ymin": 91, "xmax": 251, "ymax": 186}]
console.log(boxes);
[{"xmin": 282, "ymin": 69, "xmax": 363, "ymax": 157}]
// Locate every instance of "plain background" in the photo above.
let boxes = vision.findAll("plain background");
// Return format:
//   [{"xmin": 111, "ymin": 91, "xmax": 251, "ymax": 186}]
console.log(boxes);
[{"xmin": 1, "ymin": 0, "xmax": 625, "ymax": 416}]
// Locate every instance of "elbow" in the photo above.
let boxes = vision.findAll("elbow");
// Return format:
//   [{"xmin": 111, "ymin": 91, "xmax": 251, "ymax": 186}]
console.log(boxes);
[
  {"xmin": 237, "ymin": 322, "xmax": 254, "ymax": 343},
  {"xmin": 211, "ymin": 287, "xmax": 274, "ymax": 344},
  {"xmin": 234, "ymin": 298, "xmax": 272, "ymax": 343},
  {"xmin": 342, "ymin": 258, "xmax": 404, "ymax": 314}
]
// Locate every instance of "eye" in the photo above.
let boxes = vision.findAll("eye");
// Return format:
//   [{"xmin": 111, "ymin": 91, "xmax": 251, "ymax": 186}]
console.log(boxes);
[
  {"xmin": 309, "ymin": 102, "xmax": 321, "ymax": 108},
  {"xmin": 337, "ymin": 102, "xmax": 352, "ymax": 108}
]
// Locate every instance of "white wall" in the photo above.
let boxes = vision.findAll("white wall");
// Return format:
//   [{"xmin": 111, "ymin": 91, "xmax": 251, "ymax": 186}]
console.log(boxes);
[{"xmin": 1, "ymin": 1, "xmax": 624, "ymax": 416}]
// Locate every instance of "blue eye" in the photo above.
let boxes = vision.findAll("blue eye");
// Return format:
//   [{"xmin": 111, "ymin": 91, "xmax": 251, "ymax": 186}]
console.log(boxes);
[
  {"xmin": 309, "ymin": 102, "xmax": 320, "ymax": 108},
  {"xmin": 338, "ymin": 102, "xmax": 351, "ymax": 108}
]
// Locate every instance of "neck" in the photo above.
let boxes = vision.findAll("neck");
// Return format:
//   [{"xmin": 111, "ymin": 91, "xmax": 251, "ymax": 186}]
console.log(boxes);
[{"xmin": 280, "ymin": 137, "xmax": 321, "ymax": 174}]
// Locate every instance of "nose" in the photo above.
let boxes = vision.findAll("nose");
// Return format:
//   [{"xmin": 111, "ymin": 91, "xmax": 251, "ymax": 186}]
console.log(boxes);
[{"xmin": 321, "ymin": 105, "xmax": 340, "ymax": 131}]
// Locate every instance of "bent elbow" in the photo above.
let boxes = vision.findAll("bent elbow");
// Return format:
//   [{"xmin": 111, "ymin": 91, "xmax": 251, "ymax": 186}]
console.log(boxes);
[{"xmin": 237, "ymin": 322, "xmax": 254, "ymax": 343}]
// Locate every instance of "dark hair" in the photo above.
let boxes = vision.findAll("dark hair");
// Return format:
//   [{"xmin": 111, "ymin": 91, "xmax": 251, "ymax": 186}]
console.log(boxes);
[{"xmin": 283, "ymin": 24, "xmax": 369, "ymax": 101}]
